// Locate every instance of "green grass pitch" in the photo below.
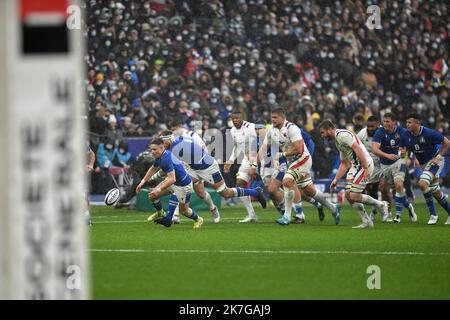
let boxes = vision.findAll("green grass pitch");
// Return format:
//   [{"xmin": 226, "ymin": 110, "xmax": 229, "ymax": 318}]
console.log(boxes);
[{"xmin": 89, "ymin": 202, "xmax": 450, "ymax": 299}]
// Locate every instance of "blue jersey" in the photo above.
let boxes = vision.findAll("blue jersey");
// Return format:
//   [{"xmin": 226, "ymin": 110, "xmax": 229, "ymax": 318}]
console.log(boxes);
[
  {"xmin": 400, "ymin": 126, "xmax": 445, "ymax": 165},
  {"xmin": 301, "ymin": 129, "xmax": 315, "ymax": 156},
  {"xmin": 373, "ymin": 125, "xmax": 407, "ymax": 165},
  {"xmin": 153, "ymin": 150, "xmax": 192, "ymax": 186},
  {"xmin": 170, "ymin": 136, "xmax": 215, "ymax": 170}
]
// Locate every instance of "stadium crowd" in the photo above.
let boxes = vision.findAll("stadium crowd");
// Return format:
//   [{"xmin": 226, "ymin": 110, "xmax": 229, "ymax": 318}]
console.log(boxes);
[{"xmin": 84, "ymin": 0, "xmax": 450, "ymax": 192}]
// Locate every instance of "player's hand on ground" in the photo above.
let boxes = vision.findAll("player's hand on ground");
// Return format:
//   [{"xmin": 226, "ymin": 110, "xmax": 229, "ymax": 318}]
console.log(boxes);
[{"xmin": 224, "ymin": 161, "xmax": 233, "ymax": 173}]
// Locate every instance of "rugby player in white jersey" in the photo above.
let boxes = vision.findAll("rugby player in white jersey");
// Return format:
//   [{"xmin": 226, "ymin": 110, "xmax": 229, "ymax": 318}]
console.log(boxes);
[
  {"xmin": 319, "ymin": 120, "xmax": 388, "ymax": 228},
  {"xmin": 258, "ymin": 108, "xmax": 340, "ymax": 226},
  {"xmin": 224, "ymin": 111, "xmax": 260, "ymax": 222},
  {"xmin": 357, "ymin": 115, "xmax": 392, "ymax": 222}
]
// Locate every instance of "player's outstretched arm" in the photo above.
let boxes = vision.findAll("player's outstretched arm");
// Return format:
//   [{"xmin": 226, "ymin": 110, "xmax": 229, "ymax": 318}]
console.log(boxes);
[
  {"xmin": 330, "ymin": 159, "xmax": 351, "ymax": 192},
  {"xmin": 136, "ymin": 166, "xmax": 157, "ymax": 193}
]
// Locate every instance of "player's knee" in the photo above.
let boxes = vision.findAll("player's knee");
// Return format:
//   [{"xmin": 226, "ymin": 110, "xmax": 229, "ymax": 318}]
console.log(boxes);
[
  {"xmin": 345, "ymin": 191, "xmax": 352, "ymax": 203},
  {"xmin": 282, "ymin": 178, "xmax": 294, "ymax": 189},
  {"xmin": 394, "ymin": 182, "xmax": 403, "ymax": 193},
  {"xmin": 267, "ymin": 184, "xmax": 278, "ymax": 195},
  {"xmin": 418, "ymin": 179, "xmax": 429, "ymax": 191}
]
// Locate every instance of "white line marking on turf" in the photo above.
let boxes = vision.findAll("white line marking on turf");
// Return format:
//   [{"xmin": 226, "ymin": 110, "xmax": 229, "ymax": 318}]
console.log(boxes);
[
  {"xmin": 89, "ymin": 248, "xmax": 450, "ymax": 256},
  {"xmin": 93, "ymin": 220, "xmax": 145, "ymax": 224}
]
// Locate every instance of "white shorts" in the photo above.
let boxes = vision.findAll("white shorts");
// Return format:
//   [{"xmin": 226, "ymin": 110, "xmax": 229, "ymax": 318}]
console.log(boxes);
[
  {"xmin": 236, "ymin": 157, "xmax": 252, "ymax": 182},
  {"xmin": 166, "ymin": 182, "xmax": 193, "ymax": 204},
  {"xmin": 185, "ymin": 161, "xmax": 224, "ymax": 185},
  {"xmin": 346, "ymin": 157, "xmax": 374, "ymax": 193},
  {"xmin": 261, "ymin": 162, "xmax": 287, "ymax": 186},
  {"xmin": 381, "ymin": 159, "xmax": 406, "ymax": 186},
  {"xmin": 367, "ymin": 161, "xmax": 382, "ymax": 184},
  {"xmin": 285, "ymin": 155, "xmax": 313, "ymax": 189}
]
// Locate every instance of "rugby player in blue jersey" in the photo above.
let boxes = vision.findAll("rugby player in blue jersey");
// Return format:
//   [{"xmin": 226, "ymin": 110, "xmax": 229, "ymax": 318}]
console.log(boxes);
[
  {"xmin": 400, "ymin": 113, "xmax": 450, "ymax": 225},
  {"xmin": 136, "ymin": 138, "xmax": 203, "ymax": 229},
  {"xmin": 372, "ymin": 113, "xmax": 417, "ymax": 223},
  {"xmin": 159, "ymin": 130, "xmax": 267, "ymax": 220}
]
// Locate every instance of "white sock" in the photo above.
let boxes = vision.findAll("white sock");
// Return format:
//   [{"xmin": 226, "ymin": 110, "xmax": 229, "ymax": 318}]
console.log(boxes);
[
  {"xmin": 174, "ymin": 205, "xmax": 180, "ymax": 217},
  {"xmin": 202, "ymin": 192, "xmax": 216, "ymax": 211},
  {"xmin": 313, "ymin": 190, "xmax": 336, "ymax": 214},
  {"xmin": 83, "ymin": 210, "xmax": 90, "ymax": 219},
  {"xmin": 284, "ymin": 189, "xmax": 295, "ymax": 219},
  {"xmin": 352, "ymin": 202, "xmax": 369, "ymax": 223},
  {"xmin": 241, "ymin": 196, "xmax": 256, "ymax": 218},
  {"xmin": 361, "ymin": 194, "xmax": 383, "ymax": 207}
]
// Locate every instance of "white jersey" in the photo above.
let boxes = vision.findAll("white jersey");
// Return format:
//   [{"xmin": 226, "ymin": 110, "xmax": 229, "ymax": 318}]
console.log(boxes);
[
  {"xmin": 229, "ymin": 121, "xmax": 257, "ymax": 162},
  {"xmin": 357, "ymin": 127, "xmax": 380, "ymax": 166},
  {"xmin": 335, "ymin": 129, "xmax": 371, "ymax": 167},
  {"xmin": 263, "ymin": 120, "xmax": 309, "ymax": 165},
  {"xmin": 176, "ymin": 128, "xmax": 206, "ymax": 148}
]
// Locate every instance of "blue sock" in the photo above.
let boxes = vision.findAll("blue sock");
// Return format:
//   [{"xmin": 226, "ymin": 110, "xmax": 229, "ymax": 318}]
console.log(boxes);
[
  {"xmin": 186, "ymin": 208, "xmax": 199, "ymax": 221},
  {"xmin": 294, "ymin": 202, "xmax": 303, "ymax": 216},
  {"xmin": 153, "ymin": 199, "xmax": 162, "ymax": 211},
  {"xmin": 395, "ymin": 195, "xmax": 403, "ymax": 216},
  {"xmin": 166, "ymin": 195, "xmax": 178, "ymax": 221},
  {"xmin": 394, "ymin": 195, "xmax": 406, "ymax": 216},
  {"xmin": 435, "ymin": 193, "xmax": 450, "ymax": 215},
  {"xmin": 233, "ymin": 187, "xmax": 259, "ymax": 197},
  {"xmin": 423, "ymin": 191, "xmax": 437, "ymax": 216}
]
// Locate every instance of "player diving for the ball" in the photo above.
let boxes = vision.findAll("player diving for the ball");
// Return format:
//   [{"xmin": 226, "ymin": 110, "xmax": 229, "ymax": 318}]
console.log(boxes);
[{"xmin": 136, "ymin": 138, "xmax": 203, "ymax": 229}]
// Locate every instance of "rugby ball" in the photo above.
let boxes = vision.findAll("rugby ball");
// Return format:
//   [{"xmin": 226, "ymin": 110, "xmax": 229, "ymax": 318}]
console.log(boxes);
[{"xmin": 104, "ymin": 188, "xmax": 120, "ymax": 206}]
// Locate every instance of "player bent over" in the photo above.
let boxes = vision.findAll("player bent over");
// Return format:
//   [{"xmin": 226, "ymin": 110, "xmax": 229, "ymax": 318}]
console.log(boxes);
[
  {"xmin": 136, "ymin": 138, "xmax": 203, "ymax": 229},
  {"xmin": 159, "ymin": 131, "xmax": 267, "ymax": 221},
  {"xmin": 372, "ymin": 113, "xmax": 416, "ymax": 223},
  {"xmin": 259, "ymin": 108, "xmax": 339, "ymax": 226},
  {"xmin": 161, "ymin": 127, "xmax": 219, "ymax": 224},
  {"xmin": 401, "ymin": 113, "xmax": 450, "ymax": 225},
  {"xmin": 319, "ymin": 120, "xmax": 388, "ymax": 229}
]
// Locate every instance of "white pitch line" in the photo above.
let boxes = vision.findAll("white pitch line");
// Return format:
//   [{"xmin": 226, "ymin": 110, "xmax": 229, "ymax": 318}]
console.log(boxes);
[
  {"xmin": 89, "ymin": 248, "xmax": 450, "ymax": 257},
  {"xmin": 93, "ymin": 220, "xmax": 145, "ymax": 224}
]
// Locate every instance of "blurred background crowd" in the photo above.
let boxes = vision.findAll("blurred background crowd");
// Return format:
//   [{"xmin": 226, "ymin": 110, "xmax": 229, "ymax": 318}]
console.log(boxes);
[{"xmin": 83, "ymin": 0, "xmax": 450, "ymax": 193}]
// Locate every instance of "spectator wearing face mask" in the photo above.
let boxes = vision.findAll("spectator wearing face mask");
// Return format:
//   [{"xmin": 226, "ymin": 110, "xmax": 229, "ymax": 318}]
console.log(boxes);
[{"xmin": 105, "ymin": 114, "xmax": 124, "ymax": 145}]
